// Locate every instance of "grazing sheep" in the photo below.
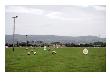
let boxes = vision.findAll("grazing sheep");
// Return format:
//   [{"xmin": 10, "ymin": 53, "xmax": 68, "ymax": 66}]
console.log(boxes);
[
  {"xmin": 44, "ymin": 46, "xmax": 47, "ymax": 50},
  {"xmin": 27, "ymin": 52, "xmax": 30, "ymax": 55},
  {"xmin": 34, "ymin": 52, "xmax": 36, "ymax": 55},
  {"xmin": 83, "ymin": 48, "xmax": 88, "ymax": 55},
  {"xmin": 26, "ymin": 47, "xmax": 28, "ymax": 50},
  {"xmin": 31, "ymin": 49, "xmax": 33, "ymax": 52},
  {"xmin": 48, "ymin": 48, "xmax": 51, "ymax": 51},
  {"xmin": 52, "ymin": 51, "xmax": 56, "ymax": 55}
]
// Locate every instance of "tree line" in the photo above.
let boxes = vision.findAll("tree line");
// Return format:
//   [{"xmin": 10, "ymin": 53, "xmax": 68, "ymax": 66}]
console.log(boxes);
[{"xmin": 5, "ymin": 41, "xmax": 106, "ymax": 47}]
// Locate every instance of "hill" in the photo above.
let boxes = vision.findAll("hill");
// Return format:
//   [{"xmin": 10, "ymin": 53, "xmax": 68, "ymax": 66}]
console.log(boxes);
[{"xmin": 5, "ymin": 34, "xmax": 106, "ymax": 44}]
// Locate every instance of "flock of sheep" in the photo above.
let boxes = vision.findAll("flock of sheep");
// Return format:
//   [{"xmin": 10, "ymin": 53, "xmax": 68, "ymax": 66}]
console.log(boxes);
[
  {"xmin": 26, "ymin": 46, "xmax": 57, "ymax": 55},
  {"xmin": 26, "ymin": 46, "xmax": 88, "ymax": 55}
]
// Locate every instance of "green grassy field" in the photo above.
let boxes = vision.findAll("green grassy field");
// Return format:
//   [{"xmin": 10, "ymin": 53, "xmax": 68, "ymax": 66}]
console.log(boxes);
[{"xmin": 5, "ymin": 47, "xmax": 106, "ymax": 72}]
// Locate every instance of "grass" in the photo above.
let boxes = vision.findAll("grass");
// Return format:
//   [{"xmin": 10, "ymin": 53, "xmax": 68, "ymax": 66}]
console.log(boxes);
[{"xmin": 5, "ymin": 47, "xmax": 106, "ymax": 72}]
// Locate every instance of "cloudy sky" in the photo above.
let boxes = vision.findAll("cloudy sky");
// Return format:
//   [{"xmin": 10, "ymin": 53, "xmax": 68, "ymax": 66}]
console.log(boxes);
[{"xmin": 5, "ymin": 5, "xmax": 106, "ymax": 37}]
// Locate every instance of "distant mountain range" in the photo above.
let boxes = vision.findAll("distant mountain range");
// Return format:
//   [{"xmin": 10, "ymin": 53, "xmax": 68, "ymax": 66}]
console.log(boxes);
[{"xmin": 5, "ymin": 34, "xmax": 106, "ymax": 44}]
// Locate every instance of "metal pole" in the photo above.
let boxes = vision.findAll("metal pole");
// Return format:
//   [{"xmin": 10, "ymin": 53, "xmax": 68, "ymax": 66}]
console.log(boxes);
[
  {"xmin": 12, "ymin": 18, "xmax": 15, "ymax": 52},
  {"xmin": 12, "ymin": 16, "xmax": 18, "ymax": 52},
  {"xmin": 26, "ymin": 35, "xmax": 28, "ymax": 47}
]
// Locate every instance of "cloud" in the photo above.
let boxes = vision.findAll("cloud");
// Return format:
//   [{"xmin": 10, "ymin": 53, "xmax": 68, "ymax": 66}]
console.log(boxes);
[
  {"xmin": 46, "ymin": 11, "xmax": 79, "ymax": 21},
  {"xmin": 46, "ymin": 12, "xmax": 64, "ymax": 20},
  {"xmin": 79, "ymin": 5, "xmax": 106, "ymax": 11},
  {"xmin": 6, "ymin": 6, "xmax": 44, "ymax": 15},
  {"xmin": 5, "ymin": 5, "xmax": 105, "ymax": 37},
  {"xmin": 92, "ymin": 6, "xmax": 106, "ymax": 11},
  {"xmin": 45, "ymin": 11, "xmax": 93, "ymax": 22}
]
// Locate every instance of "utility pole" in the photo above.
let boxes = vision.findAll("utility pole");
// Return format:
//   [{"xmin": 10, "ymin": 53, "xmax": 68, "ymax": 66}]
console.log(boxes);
[
  {"xmin": 26, "ymin": 35, "xmax": 28, "ymax": 47},
  {"xmin": 12, "ymin": 16, "xmax": 18, "ymax": 52}
]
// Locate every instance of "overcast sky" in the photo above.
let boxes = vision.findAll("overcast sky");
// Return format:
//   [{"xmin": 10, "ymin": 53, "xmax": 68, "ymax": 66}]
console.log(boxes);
[{"xmin": 5, "ymin": 5, "xmax": 106, "ymax": 37}]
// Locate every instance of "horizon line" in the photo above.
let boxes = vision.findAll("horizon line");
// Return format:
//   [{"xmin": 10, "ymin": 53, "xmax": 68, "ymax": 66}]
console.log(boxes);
[{"xmin": 5, "ymin": 34, "xmax": 106, "ymax": 38}]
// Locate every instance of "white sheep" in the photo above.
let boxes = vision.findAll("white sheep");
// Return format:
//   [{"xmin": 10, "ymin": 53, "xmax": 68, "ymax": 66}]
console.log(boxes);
[
  {"xmin": 52, "ymin": 50, "xmax": 56, "ymax": 55},
  {"xmin": 34, "ymin": 52, "xmax": 36, "ymax": 55},
  {"xmin": 27, "ymin": 52, "xmax": 30, "ymax": 55},
  {"xmin": 83, "ymin": 48, "xmax": 88, "ymax": 55}
]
